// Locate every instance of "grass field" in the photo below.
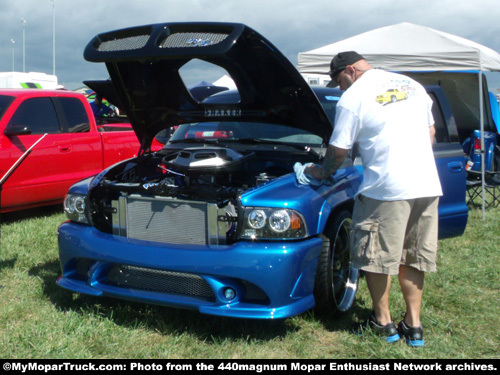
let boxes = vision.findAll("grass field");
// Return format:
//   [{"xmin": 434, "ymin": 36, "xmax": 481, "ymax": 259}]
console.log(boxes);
[{"xmin": 0, "ymin": 204, "xmax": 499, "ymax": 359}]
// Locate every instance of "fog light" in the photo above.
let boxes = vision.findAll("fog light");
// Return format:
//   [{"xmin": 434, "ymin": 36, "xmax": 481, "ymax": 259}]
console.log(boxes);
[{"xmin": 224, "ymin": 288, "xmax": 236, "ymax": 300}]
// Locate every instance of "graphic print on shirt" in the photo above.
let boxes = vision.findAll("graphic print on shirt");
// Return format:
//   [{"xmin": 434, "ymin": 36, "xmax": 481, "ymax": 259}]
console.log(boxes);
[{"xmin": 375, "ymin": 79, "xmax": 417, "ymax": 106}]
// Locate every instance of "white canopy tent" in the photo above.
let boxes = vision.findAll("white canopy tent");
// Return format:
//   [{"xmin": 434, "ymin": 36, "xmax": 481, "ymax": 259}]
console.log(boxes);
[
  {"xmin": 298, "ymin": 22, "xmax": 500, "ymax": 218},
  {"xmin": 213, "ymin": 74, "xmax": 237, "ymax": 90},
  {"xmin": 297, "ymin": 22, "xmax": 500, "ymax": 74}
]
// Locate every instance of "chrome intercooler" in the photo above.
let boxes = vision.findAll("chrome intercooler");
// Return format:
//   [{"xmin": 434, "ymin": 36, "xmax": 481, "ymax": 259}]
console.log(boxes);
[{"xmin": 111, "ymin": 194, "xmax": 235, "ymax": 245}]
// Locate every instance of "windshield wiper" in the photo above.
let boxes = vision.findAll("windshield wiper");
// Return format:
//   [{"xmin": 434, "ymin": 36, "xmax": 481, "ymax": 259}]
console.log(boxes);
[
  {"xmin": 225, "ymin": 138, "xmax": 321, "ymax": 157},
  {"xmin": 169, "ymin": 138, "xmax": 227, "ymax": 147}
]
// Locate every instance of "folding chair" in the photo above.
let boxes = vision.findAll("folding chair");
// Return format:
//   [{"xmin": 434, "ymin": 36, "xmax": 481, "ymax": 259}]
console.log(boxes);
[{"xmin": 466, "ymin": 170, "xmax": 500, "ymax": 208}]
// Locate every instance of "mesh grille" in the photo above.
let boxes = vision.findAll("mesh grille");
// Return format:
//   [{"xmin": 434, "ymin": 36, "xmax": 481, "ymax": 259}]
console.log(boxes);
[
  {"xmin": 97, "ymin": 34, "xmax": 150, "ymax": 51},
  {"xmin": 125, "ymin": 196, "xmax": 207, "ymax": 245},
  {"xmin": 160, "ymin": 32, "xmax": 228, "ymax": 48},
  {"xmin": 106, "ymin": 264, "xmax": 215, "ymax": 301}
]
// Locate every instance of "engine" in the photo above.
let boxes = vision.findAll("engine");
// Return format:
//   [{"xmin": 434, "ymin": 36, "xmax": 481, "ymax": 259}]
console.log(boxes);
[{"xmin": 89, "ymin": 147, "xmax": 292, "ymax": 242}]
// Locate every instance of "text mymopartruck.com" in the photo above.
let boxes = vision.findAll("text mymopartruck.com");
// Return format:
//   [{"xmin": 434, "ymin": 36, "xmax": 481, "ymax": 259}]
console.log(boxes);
[{"xmin": 2, "ymin": 360, "xmax": 498, "ymax": 373}]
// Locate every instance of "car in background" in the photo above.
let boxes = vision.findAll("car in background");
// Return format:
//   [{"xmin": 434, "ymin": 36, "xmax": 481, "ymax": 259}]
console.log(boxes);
[{"xmin": 0, "ymin": 89, "xmax": 142, "ymax": 213}]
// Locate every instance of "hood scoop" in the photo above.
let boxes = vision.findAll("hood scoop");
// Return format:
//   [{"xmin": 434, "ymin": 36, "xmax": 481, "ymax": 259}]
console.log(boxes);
[{"xmin": 84, "ymin": 22, "xmax": 332, "ymax": 147}]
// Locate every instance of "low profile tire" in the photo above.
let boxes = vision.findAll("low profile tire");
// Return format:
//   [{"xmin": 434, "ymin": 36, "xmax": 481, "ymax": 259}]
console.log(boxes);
[{"xmin": 314, "ymin": 210, "xmax": 359, "ymax": 316}]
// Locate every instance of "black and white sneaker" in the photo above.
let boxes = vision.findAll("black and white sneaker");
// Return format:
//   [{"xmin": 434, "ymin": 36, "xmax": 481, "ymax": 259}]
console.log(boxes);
[
  {"xmin": 398, "ymin": 319, "xmax": 424, "ymax": 347},
  {"xmin": 351, "ymin": 313, "xmax": 401, "ymax": 343}
]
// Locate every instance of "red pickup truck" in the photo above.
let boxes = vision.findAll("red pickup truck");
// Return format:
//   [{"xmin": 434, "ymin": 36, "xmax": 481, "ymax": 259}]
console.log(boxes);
[{"xmin": 0, "ymin": 88, "xmax": 142, "ymax": 213}]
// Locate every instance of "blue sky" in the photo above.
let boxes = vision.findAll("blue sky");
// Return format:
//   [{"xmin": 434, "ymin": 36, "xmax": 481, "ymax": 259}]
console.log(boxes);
[{"xmin": 1, "ymin": 0, "xmax": 500, "ymax": 90}]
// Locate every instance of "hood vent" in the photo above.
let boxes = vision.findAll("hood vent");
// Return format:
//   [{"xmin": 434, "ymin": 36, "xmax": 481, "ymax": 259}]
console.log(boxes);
[
  {"xmin": 95, "ymin": 28, "xmax": 152, "ymax": 52},
  {"xmin": 97, "ymin": 35, "xmax": 149, "ymax": 51},
  {"xmin": 160, "ymin": 32, "xmax": 229, "ymax": 49}
]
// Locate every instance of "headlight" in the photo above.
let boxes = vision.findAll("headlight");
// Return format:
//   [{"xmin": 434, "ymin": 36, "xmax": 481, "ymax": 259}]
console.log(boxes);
[
  {"xmin": 248, "ymin": 210, "xmax": 267, "ymax": 229},
  {"xmin": 64, "ymin": 194, "xmax": 90, "ymax": 224},
  {"xmin": 268, "ymin": 210, "xmax": 291, "ymax": 233},
  {"xmin": 240, "ymin": 208, "xmax": 307, "ymax": 240}
]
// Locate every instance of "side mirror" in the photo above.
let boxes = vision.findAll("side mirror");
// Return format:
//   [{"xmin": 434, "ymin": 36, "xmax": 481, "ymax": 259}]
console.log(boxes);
[
  {"xmin": 4, "ymin": 125, "xmax": 32, "ymax": 136},
  {"xmin": 154, "ymin": 128, "xmax": 173, "ymax": 145}
]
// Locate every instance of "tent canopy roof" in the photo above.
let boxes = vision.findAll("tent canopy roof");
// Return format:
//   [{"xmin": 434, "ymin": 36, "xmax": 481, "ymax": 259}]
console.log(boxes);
[{"xmin": 297, "ymin": 22, "xmax": 500, "ymax": 74}]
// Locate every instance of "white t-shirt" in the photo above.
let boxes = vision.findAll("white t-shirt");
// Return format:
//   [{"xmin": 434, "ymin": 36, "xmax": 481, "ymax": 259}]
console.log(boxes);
[{"xmin": 330, "ymin": 69, "xmax": 443, "ymax": 200}]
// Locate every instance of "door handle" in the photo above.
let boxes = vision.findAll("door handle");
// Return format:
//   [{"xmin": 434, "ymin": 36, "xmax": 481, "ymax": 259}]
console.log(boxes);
[
  {"xmin": 59, "ymin": 145, "xmax": 71, "ymax": 152},
  {"xmin": 448, "ymin": 161, "xmax": 463, "ymax": 173}
]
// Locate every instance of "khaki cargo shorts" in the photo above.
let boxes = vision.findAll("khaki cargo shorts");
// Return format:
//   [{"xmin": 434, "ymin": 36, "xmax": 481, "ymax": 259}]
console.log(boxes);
[{"xmin": 350, "ymin": 195, "xmax": 440, "ymax": 275}]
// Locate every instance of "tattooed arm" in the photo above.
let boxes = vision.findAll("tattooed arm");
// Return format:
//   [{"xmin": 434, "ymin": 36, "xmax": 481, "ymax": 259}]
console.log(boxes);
[{"xmin": 306, "ymin": 145, "xmax": 349, "ymax": 180}]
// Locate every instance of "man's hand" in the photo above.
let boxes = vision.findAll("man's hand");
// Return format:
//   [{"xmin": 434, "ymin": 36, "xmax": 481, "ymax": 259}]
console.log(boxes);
[
  {"xmin": 294, "ymin": 162, "xmax": 321, "ymax": 186},
  {"xmin": 307, "ymin": 145, "xmax": 349, "ymax": 180}
]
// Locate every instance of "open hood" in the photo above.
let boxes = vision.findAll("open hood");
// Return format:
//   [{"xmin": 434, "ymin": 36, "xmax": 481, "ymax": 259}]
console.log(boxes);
[
  {"xmin": 83, "ymin": 22, "xmax": 332, "ymax": 148},
  {"xmin": 83, "ymin": 79, "xmax": 125, "ymax": 112}
]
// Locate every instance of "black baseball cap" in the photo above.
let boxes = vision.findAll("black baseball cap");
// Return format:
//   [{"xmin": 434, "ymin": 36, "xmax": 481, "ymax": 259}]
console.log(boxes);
[{"xmin": 327, "ymin": 51, "xmax": 365, "ymax": 87}]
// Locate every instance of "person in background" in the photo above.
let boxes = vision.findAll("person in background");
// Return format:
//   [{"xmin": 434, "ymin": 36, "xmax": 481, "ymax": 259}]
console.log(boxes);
[
  {"xmin": 297, "ymin": 51, "xmax": 442, "ymax": 347},
  {"xmin": 90, "ymin": 93, "xmax": 113, "ymax": 117}
]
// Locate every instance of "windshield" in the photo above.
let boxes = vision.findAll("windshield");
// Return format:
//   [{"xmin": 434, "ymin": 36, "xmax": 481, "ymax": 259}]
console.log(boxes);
[
  {"xmin": 167, "ymin": 88, "xmax": 342, "ymax": 146},
  {"xmin": 169, "ymin": 121, "xmax": 323, "ymax": 145},
  {"xmin": 0, "ymin": 95, "xmax": 15, "ymax": 121}
]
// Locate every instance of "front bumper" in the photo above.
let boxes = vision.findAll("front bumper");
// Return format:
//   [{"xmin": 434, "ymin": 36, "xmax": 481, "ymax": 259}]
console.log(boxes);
[{"xmin": 57, "ymin": 222, "xmax": 323, "ymax": 319}]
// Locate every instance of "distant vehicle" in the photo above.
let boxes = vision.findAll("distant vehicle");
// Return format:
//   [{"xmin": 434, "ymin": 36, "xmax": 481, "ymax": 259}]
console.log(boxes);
[
  {"xmin": 0, "ymin": 72, "xmax": 60, "ymax": 90},
  {"xmin": 57, "ymin": 22, "xmax": 468, "ymax": 320},
  {"xmin": 376, "ymin": 88, "xmax": 408, "ymax": 103},
  {"xmin": 0, "ymin": 88, "xmax": 141, "ymax": 213}
]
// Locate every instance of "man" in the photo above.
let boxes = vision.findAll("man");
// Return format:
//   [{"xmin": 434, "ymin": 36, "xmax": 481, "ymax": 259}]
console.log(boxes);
[
  {"xmin": 90, "ymin": 94, "xmax": 113, "ymax": 117},
  {"xmin": 303, "ymin": 51, "xmax": 442, "ymax": 347}
]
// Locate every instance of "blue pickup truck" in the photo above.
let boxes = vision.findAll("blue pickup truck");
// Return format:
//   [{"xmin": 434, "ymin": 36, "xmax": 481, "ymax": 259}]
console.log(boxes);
[{"xmin": 56, "ymin": 22, "xmax": 468, "ymax": 320}]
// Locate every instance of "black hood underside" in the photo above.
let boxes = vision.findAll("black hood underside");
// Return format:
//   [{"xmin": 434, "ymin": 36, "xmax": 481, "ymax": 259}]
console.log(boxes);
[{"xmin": 83, "ymin": 22, "xmax": 332, "ymax": 149}]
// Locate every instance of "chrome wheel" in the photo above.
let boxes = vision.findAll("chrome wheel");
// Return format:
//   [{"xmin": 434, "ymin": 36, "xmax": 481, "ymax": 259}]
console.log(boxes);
[{"xmin": 314, "ymin": 210, "xmax": 359, "ymax": 315}]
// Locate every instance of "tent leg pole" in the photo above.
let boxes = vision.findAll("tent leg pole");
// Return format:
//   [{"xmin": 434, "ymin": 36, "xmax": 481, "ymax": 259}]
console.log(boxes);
[{"xmin": 479, "ymin": 71, "xmax": 486, "ymax": 221}]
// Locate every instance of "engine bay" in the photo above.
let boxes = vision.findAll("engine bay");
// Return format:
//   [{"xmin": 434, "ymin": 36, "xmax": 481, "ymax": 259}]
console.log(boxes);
[
  {"xmin": 88, "ymin": 146, "xmax": 312, "ymax": 234},
  {"xmin": 103, "ymin": 147, "xmax": 293, "ymax": 201}
]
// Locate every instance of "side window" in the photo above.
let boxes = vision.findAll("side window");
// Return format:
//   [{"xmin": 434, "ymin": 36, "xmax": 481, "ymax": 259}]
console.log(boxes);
[
  {"xmin": 53, "ymin": 97, "xmax": 90, "ymax": 133},
  {"xmin": 7, "ymin": 97, "xmax": 60, "ymax": 134},
  {"xmin": 0, "ymin": 95, "xmax": 15, "ymax": 121},
  {"xmin": 428, "ymin": 92, "xmax": 449, "ymax": 143},
  {"xmin": 320, "ymin": 101, "xmax": 338, "ymax": 125},
  {"xmin": 317, "ymin": 92, "xmax": 340, "ymax": 126}
]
